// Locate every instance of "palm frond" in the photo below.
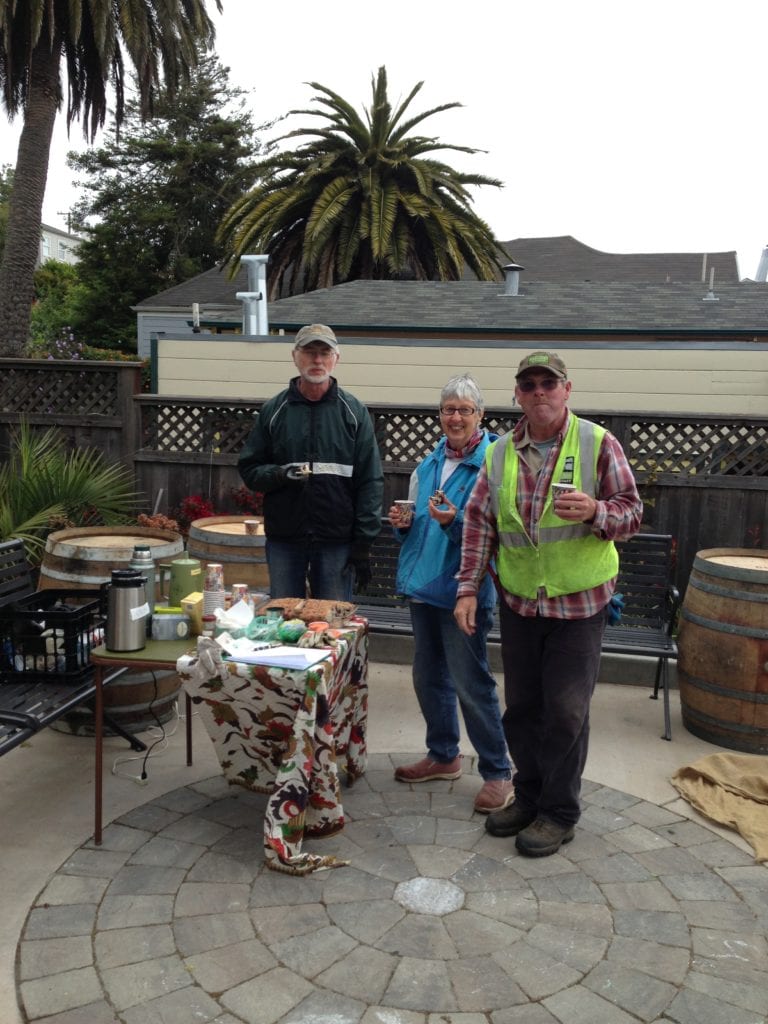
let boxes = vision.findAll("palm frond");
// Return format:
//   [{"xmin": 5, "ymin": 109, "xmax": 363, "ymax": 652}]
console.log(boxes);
[{"xmin": 218, "ymin": 62, "xmax": 506, "ymax": 289}]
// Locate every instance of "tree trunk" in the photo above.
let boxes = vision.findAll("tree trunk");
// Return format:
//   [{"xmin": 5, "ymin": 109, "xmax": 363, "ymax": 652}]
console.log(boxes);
[{"xmin": 0, "ymin": 39, "xmax": 61, "ymax": 357}]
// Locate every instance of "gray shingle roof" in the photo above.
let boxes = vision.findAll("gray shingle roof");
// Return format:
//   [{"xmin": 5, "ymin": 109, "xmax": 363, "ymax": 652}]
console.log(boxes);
[
  {"xmin": 266, "ymin": 279, "xmax": 768, "ymax": 335},
  {"xmin": 134, "ymin": 236, "xmax": 760, "ymax": 336},
  {"xmin": 135, "ymin": 264, "xmax": 248, "ymax": 308},
  {"xmin": 500, "ymin": 235, "xmax": 739, "ymax": 284}
]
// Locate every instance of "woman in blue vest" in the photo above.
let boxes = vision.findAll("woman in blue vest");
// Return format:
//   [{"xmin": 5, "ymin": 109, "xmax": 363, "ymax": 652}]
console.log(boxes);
[{"xmin": 388, "ymin": 374, "xmax": 513, "ymax": 814}]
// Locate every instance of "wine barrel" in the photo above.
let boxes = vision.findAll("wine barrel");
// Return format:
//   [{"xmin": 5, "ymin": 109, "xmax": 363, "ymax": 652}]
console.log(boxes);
[
  {"xmin": 39, "ymin": 526, "xmax": 184, "ymax": 603},
  {"xmin": 187, "ymin": 516, "xmax": 269, "ymax": 593},
  {"xmin": 51, "ymin": 669, "xmax": 181, "ymax": 737},
  {"xmin": 678, "ymin": 548, "xmax": 768, "ymax": 754}
]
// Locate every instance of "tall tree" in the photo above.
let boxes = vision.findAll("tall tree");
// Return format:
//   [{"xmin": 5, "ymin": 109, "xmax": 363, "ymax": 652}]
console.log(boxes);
[
  {"xmin": 217, "ymin": 66, "xmax": 507, "ymax": 299},
  {"xmin": 0, "ymin": 0, "xmax": 221, "ymax": 357},
  {"xmin": 67, "ymin": 54, "xmax": 264, "ymax": 351},
  {"xmin": 0, "ymin": 163, "xmax": 12, "ymax": 259}
]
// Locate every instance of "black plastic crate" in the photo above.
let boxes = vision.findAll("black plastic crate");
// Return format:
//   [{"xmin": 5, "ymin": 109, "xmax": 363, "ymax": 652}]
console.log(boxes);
[{"xmin": 0, "ymin": 589, "xmax": 106, "ymax": 685}]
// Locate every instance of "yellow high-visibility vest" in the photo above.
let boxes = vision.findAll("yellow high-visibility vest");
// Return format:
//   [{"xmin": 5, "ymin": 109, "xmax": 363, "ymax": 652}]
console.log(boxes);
[{"xmin": 486, "ymin": 415, "xmax": 618, "ymax": 598}]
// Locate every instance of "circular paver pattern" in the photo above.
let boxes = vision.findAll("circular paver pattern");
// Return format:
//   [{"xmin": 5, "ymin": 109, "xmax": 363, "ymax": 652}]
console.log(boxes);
[{"xmin": 17, "ymin": 753, "xmax": 768, "ymax": 1023}]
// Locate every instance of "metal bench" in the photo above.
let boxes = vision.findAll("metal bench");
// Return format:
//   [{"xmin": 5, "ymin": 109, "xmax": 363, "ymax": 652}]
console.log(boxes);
[
  {"xmin": 355, "ymin": 529, "xmax": 680, "ymax": 740},
  {"xmin": 0, "ymin": 539, "xmax": 141, "ymax": 757}
]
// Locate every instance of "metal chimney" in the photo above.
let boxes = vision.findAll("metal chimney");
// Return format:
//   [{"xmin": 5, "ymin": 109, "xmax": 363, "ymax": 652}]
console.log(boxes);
[
  {"xmin": 236, "ymin": 255, "xmax": 269, "ymax": 334},
  {"xmin": 502, "ymin": 262, "xmax": 524, "ymax": 296},
  {"xmin": 755, "ymin": 246, "xmax": 768, "ymax": 282}
]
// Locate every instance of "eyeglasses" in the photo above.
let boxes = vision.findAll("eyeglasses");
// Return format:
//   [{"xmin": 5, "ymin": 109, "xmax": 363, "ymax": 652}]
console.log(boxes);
[
  {"xmin": 517, "ymin": 377, "xmax": 562, "ymax": 393},
  {"xmin": 440, "ymin": 406, "xmax": 477, "ymax": 417},
  {"xmin": 297, "ymin": 344, "xmax": 336, "ymax": 358}
]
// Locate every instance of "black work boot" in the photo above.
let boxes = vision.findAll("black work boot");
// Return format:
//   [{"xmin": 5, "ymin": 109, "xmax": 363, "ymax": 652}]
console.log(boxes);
[
  {"xmin": 515, "ymin": 818, "xmax": 576, "ymax": 857},
  {"xmin": 484, "ymin": 801, "xmax": 537, "ymax": 837}
]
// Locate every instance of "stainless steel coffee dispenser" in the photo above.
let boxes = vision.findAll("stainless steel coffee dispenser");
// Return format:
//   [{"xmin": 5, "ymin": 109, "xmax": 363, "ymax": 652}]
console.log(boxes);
[{"xmin": 104, "ymin": 569, "xmax": 149, "ymax": 652}]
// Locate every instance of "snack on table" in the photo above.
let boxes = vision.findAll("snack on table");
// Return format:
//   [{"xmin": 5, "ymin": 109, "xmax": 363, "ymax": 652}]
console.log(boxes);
[{"xmin": 261, "ymin": 598, "xmax": 356, "ymax": 627}]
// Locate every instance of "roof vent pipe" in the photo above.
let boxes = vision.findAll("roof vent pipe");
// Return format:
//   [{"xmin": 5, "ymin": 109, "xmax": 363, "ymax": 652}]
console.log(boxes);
[
  {"xmin": 702, "ymin": 266, "xmax": 719, "ymax": 302},
  {"xmin": 502, "ymin": 262, "xmax": 524, "ymax": 296},
  {"xmin": 236, "ymin": 254, "xmax": 269, "ymax": 334},
  {"xmin": 755, "ymin": 246, "xmax": 768, "ymax": 282}
]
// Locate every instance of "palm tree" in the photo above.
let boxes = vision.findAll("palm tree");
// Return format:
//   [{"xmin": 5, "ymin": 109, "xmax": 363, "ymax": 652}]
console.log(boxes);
[
  {"xmin": 217, "ymin": 66, "xmax": 506, "ymax": 298},
  {"xmin": 0, "ymin": 422, "xmax": 140, "ymax": 564},
  {"xmin": 0, "ymin": 0, "xmax": 221, "ymax": 358}
]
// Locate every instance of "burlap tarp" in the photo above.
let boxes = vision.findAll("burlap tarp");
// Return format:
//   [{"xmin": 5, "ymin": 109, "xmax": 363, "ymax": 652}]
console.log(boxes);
[{"xmin": 671, "ymin": 752, "xmax": 768, "ymax": 863}]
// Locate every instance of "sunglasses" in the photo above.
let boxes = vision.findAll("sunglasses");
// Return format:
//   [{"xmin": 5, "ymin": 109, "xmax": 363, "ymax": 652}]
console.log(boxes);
[{"xmin": 517, "ymin": 377, "xmax": 562, "ymax": 393}]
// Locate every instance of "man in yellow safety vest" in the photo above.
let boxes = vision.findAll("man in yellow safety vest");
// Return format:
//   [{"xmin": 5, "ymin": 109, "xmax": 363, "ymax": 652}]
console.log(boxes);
[{"xmin": 454, "ymin": 351, "xmax": 642, "ymax": 857}]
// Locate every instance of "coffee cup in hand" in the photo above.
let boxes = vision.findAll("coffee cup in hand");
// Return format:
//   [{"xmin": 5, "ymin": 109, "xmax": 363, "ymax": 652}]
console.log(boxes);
[
  {"xmin": 552, "ymin": 483, "xmax": 576, "ymax": 513},
  {"xmin": 394, "ymin": 499, "xmax": 415, "ymax": 526}
]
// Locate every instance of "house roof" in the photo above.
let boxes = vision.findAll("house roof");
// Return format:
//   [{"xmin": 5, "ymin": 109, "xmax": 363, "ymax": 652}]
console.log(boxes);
[
  {"xmin": 500, "ymin": 235, "xmax": 739, "ymax": 284},
  {"xmin": 265, "ymin": 279, "xmax": 768, "ymax": 336},
  {"xmin": 135, "ymin": 235, "xmax": 742, "ymax": 310},
  {"xmin": 135, "ymin": 263, "xmax": 249, "ymax": 309},
  {"xmin": 134, "ymin": 235, "xmax": 761, "ymax": 336}
]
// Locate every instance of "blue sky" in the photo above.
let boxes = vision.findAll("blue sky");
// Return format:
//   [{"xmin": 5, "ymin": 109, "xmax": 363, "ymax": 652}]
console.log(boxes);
[{"xmin": 2, "ymin": 0, "xmax": 766, "ymax": 278}]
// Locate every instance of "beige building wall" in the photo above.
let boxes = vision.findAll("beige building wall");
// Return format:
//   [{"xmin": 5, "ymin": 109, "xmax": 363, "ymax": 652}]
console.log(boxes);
[{"xmin": 155, "ymin": 336, "xmax": 768, "ymax": 415}]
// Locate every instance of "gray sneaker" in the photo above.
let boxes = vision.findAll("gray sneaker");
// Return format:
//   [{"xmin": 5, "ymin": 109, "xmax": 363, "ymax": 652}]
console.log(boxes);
[
  {"xmin": 515, "ymin": 818, "xmax": 575, "ymax": 857},
  {"xmin": 485, "ymin": 801, "xmax": 537, "ymax": 837}
]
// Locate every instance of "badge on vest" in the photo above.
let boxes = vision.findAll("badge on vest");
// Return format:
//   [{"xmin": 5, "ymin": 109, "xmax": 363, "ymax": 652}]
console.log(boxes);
[{"xmin": 558, "ymin": 456, "xmax": 575, "ymax": 485}]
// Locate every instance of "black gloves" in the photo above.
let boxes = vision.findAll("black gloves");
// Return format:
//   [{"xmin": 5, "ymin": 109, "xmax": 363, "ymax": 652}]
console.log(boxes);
[{"xmin": 345, "ymin": 544, "xmax": 372, "ymax": 593}]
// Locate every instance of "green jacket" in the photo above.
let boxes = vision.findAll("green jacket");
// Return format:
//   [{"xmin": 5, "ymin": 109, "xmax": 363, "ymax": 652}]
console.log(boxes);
[{"xmin": 238, "ymin": 377, "xmax": 383, "ymax": 547}]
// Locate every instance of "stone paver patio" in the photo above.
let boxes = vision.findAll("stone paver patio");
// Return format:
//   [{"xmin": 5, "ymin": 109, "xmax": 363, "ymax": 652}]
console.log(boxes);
[{"xmin": 17, "ymin": 754, "xmax": 768, "ymax": 1024}]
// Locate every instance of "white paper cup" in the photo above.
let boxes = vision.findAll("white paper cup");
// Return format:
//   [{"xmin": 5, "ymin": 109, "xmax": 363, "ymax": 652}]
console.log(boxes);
[
  {"xmin": 244, "ymin": 519, "xmax": 260, "ymax": 535},
  {"xmin": 394, "ymin": 499, "xmax": 415, "ymax": 526}
]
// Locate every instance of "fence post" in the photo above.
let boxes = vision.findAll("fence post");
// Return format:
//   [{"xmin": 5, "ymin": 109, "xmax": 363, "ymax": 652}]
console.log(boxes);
[{"xmin": 116, "ymin": 364, "xmax": 143, "ymax": 474}]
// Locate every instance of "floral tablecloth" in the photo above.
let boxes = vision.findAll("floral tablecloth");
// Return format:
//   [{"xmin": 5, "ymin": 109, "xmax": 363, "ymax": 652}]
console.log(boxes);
[{"xmin": 176, "ymin": 620, "xmax": 368, "ymax": 874}]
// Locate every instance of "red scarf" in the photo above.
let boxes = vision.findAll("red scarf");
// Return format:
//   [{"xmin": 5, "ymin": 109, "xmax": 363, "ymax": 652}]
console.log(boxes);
[{"xmin": 445, "ymin": 427, "xmax": 484, "ymax": 460}]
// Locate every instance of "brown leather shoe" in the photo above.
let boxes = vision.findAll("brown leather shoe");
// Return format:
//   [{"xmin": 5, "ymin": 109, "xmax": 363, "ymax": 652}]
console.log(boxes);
[
  {"xmin": 473, "ymin": 778, "xmax": 515, "ymax": 814},
  {"xmin": 394, "ymin": 756, "xmax": 462, "ymax": 782},
  {"xmin": 515, "ymin": 818, "xmax": 576, "ymax": 857}
]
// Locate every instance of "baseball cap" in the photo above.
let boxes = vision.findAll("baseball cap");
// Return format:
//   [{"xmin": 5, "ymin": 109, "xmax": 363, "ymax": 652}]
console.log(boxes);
[
  {"xmin": 294, "ymin": 324, "xmax": 339, "ymax": 351},
  {"xmin": 515, "ymin": 351, "xmax": 567, "ymax": 380}
]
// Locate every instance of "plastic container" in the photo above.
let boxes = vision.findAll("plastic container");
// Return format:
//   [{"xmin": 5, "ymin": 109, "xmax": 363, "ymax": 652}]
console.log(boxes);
[
  {"xmin": 277, "ymin": 618, "xmax": 307, "ymax": 643},
  {"xmin": 151, "ymin": 609, "xmax": 191, "ymax": 641},
  {"xmin": 0, "ymin": 589, "xmax": 105, "ymax": 684}
]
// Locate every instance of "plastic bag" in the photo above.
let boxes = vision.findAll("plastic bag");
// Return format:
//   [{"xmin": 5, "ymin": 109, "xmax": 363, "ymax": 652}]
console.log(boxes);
[{"xmin": 608, "ymin": 593, "xmax": 624, "ymax": 625}]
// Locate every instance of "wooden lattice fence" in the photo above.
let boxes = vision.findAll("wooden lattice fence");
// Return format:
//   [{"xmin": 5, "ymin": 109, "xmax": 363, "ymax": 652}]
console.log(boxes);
[{"xmin": 0, "ymin": 360, "xmax": 765, "ymax": 596}]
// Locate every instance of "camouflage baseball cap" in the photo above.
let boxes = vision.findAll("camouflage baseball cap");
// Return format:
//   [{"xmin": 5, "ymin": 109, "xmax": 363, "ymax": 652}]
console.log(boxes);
[
  {"xmin": 515, "ymin": 351, "xmax": 567, "ymax": 380},
  {"xmin": 294, "ymin": 324, "xmax": 339, "ymax": 351}
]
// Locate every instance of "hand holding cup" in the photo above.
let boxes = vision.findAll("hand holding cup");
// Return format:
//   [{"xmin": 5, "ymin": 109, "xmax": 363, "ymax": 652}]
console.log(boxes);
[
  {"xmin": 551, "ymin": 482, "xmax": 596, "ymax": 522},
  {"xmin": 389, "ymin": 500, "xmax": 415, "ymax": 528}
]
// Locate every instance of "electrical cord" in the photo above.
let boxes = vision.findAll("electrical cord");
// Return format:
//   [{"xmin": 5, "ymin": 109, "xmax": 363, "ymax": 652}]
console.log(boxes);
[{"xmin": 111, "ymin": 670, "xmax": 175, "ymax": 785}]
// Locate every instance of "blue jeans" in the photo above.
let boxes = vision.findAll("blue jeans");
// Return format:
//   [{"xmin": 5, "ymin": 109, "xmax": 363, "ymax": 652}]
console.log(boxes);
[
  {"xmin": 499, "ymin": 602, "xmax": 606, "ymax": 826},
  {"xmin": 266, "ymin": 539, "xmax": 353, "ymax": 601},
  {"xmin": 409, "ymin": 601, "xmax": 511, "ymax": 780}
]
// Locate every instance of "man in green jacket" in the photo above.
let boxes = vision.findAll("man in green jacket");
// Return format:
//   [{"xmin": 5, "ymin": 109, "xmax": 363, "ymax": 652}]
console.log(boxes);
[{"xmin": 238, "ymin": 324, "xmax": 384, "ymax": 601}]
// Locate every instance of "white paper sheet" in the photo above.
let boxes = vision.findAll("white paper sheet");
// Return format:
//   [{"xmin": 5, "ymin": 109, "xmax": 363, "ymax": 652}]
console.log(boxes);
[{"xmin": 227, "ymin": 645, "xmax": 332, "ymax": 669}]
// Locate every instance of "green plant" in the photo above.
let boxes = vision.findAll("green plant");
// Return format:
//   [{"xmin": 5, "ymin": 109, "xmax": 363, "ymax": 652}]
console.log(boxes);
[{"xmin": 0, "ymin": 422, "xmax": 141, "ymax": 564}]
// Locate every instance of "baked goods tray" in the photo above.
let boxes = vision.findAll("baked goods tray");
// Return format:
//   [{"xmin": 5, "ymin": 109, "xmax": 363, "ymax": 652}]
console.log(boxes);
[{"xmin": 253, "ymin": 598, "xmax": 357, "ymax": 627}]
